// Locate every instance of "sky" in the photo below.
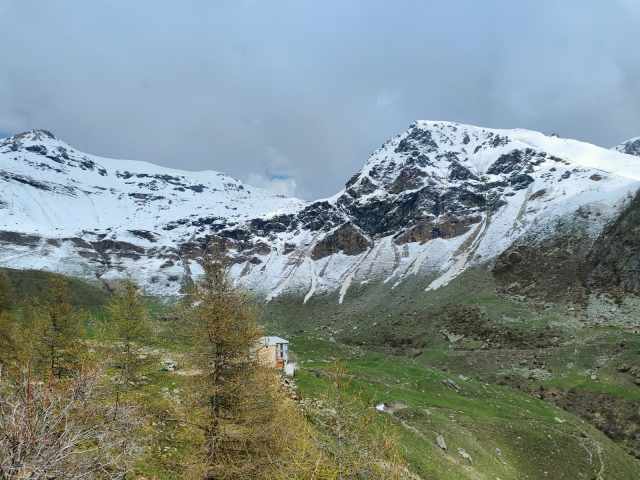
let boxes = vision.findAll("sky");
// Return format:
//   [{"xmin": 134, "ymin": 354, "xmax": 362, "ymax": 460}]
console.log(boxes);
[{"xmin": 1, "ymin": 0, "xmax": 639, "ymax": 200}]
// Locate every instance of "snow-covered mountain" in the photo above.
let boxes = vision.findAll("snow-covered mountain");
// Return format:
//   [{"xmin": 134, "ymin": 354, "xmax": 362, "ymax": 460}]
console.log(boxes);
[
  {"xmin": 2, "ymin": 124, "xmax": 640, "ymax": 302},
  {"xmin": 0, "ymin": 129, "xmax": 305, "ymax": 291},
  {"xmin": 612, "ymin": 136, "xmax": 640, "ymax": 157}
]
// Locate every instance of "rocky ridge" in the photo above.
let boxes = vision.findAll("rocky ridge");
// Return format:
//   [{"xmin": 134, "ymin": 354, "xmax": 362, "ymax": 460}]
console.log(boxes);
[
  {"xmin": 613, "ymin": 137, "xmax": 640, "ymax": 157},
  {"xmin": 2, "ymin": 124, "xmax": 640, "ymax": 303}
]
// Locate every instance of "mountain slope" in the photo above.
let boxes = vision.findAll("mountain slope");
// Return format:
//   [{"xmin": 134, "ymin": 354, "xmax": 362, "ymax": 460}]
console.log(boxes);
[
  {"xmin": 5, "ymin": 126, "xmax": 640, "ymax": 466},
  {"xmin": 2, "ymin": 124, "xmax": 640, "ymax": 302},
  {"xmin": 613, "ymin": 136, "xmax": 640, "ymax": 157},
  {"xmin": 0, "ymin": 129, "xmax": 304, "ymax": 292},
  {"xmin": 235, "ymin": 122, "xmax": 640, "ymax": 302}
]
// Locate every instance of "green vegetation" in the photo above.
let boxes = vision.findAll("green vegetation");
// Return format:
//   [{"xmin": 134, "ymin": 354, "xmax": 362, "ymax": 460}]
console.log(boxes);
[
  {"xmin": 24, "ymin": 274, "xmax": 87, "ymax": 378},
  {"xmin": 0, "ymin": 311, "xmax": 19, "ymax": 365},
  {"xmin": 171, "ymin": 246, "xmax": 291, "ymax": 479},
  {"xmin": 102, "ymin": 278, "xmax": 153, "ymax": 392},
  {"xmin": 0, "ymin": 266, "xmax": 409, "ymax": 479},
  {"xmin": 1, "ymin": 267, "xmax": 111, "ymax": 314},
  {"xmin": 0, "ymin": 270, "xmax": 15, "ymax": 312},
  {"xmin": 262, "ymin": 263, "xmax": 640, "ymax": 466},
  {"xmin": 300, "ymin": 359, "xmax": 407, "ymax": 479},
  {"xmin": 292, "ymin": 338, "xmax": 640, "ymax": 479},
  {"xmin": 0, "ymin": 266, "xmax": 639, "ymax": 478}
]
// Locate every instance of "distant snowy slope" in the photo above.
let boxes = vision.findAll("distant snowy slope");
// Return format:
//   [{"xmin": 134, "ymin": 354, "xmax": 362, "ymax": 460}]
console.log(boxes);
[
  {"xmin": 2, "ymin": 124, "xmax": 640, "ymax": 302},
  {"xmin": 0, "ymin": 129, "xmax": 305, "ymax": 293},
  {"xmin": 612, "ymin": 136, "xmax": 640, "ymax": 157},
  {"xmin": 0, "ymin": 129, "xmax": 304, "ymax": 234}
]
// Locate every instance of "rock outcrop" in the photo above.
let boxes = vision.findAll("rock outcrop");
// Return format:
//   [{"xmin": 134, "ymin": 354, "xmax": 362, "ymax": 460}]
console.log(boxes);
[{"xmin": 2, "ymin": 124, "xmax": 640, "ymax": 303}]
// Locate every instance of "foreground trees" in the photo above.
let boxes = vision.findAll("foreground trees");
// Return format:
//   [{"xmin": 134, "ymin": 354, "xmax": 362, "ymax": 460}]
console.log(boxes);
[
  {"xmin": 0, "ymin": 275, "xmax": 151, "ymax": 479},
  {"xmin": 0, "ymin": 265, "xmax": 412, "ymax": 479},
  {"xmin": 304, "ymin": 359, "xmax": 407, "ymax": 479},
  {"xmin": 176, "ymin": 243, "xmax": 291, "ymax": 479},
  {"xmin": 25, "ymin": 274, "xmax": 85, "ymax": 379},
  {"xmin": 102, "ymin": 279, "xmax": 152, "ymax": 393},
  {"xmin": 173, "ymin": 243, "xmax": 408, "ymax": 479},
  {"xmin": 0, "ymin": 365, "xmax": 145, "ymax": 479},
  {"xmin": 277, "ymin": 359, "xmax": 407, "ymax": 480}
]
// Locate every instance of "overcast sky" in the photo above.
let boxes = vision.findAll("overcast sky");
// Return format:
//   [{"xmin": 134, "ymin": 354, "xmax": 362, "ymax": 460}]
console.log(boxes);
[{"xmin": 1, "ymin": 1, "xmax": 639, "ymax": 199}]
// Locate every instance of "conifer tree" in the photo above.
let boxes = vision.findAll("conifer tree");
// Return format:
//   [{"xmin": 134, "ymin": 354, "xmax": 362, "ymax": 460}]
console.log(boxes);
[
  {"xmin": 103, "ymin": 279, "xmax": 151, "ymax": 393},
  {"xmin": 177, "ymin": 240, "xmax": 287, "ymax": 479},
  {"xmin": 0, "ymin": 269, "xmax": 15, "ymax": 313},
  {"xmin": 0, "ymin": 311, "xmax": 19, "ymax": 367},
  {"xmin": 26, "ymin": 274, "xmax": 85, "ymax": 379}
]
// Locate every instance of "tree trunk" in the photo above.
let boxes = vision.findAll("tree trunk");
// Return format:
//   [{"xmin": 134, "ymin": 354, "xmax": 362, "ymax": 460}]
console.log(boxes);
[
  {"xmin": 205, "ymin": 381, "xmax": 220, "ymax": 478},
  {"xmin": 124, "ymin": 342, "xmax": 130, "ymax": 394}
]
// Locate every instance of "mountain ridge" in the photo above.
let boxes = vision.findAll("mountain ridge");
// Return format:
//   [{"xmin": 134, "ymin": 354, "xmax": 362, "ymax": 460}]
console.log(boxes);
[
  {"xmin": 2, "ymin": 123, "xmax": 640, "ymax": 303},
  {"xmin": 613, "ymin": 136, "xmax": 640, "ymax": 157}
]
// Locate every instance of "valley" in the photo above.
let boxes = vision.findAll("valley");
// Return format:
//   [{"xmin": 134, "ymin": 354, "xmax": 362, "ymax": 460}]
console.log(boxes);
[{"xmin": 2, "ymin": 122, "xmax": 640, "ymax": 478}]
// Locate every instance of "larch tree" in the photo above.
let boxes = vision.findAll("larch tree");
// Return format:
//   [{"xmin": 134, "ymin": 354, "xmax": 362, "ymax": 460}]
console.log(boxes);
[
  {"xmin": 0, "ymin": 269, "xmax": 15, "ymax": 313},
  {"xmin": 0, "ymin": 311, "xmax": 19, "ymax": 368},
  {"xmin": 25, "ymin": 274, "xmax": 85, "ymax": 379},
  {"xmin": 103, "ymin": 279, "xmax": 152, "ymax": 393},
  {"xmin": 175, "ymin": 240, "xmax": 289, "ymax": 480}
]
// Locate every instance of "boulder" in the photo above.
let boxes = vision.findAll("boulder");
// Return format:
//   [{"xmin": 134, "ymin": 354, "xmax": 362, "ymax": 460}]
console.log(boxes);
[
  {"xmin": 457, "ymin": 448, "xmax": 472, "ymax": 463},
  {"xmin": 443, "ymin": 379, "xmax": 461, "ymax": 391}
]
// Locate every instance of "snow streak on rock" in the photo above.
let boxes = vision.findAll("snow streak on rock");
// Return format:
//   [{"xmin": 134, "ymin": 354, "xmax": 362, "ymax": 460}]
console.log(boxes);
[{"xmin": 303, "ymin": 260, "xmax": 317, "ymax": 304}]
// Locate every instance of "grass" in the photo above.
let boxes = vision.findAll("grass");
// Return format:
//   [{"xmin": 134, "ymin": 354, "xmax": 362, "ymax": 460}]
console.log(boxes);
[
  {"xmin": 2, "ymin": 266, "xmax": 112, "ymax": 314},
  {"xmin": 3, "ymin": 267, "xmax": 640, "ymax": 478},
  {"xmin": 1, "ymin": 266, "xmax": 178, "ymax": 339},
  {"xmin": 292, "ymin": 338, "xmax": 640, "ymax": 479}
]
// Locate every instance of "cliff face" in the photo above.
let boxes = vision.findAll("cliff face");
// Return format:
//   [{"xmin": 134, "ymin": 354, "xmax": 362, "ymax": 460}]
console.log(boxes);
[
  {"xmin": 582, "ymin": 190, "xmax": 640, "ymax": 296},
  {"xmin": 2, "ymin": 124, "xmax": 640, "ymax": 304}
]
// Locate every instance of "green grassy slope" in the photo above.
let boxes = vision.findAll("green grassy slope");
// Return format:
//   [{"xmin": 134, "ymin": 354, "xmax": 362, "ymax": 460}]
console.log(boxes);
[
  {"xmin": 292, "ymin": 338, "xmax": 640, "ymax": 479},
  {"xmin": 2, "ymin": 267, "xmax": 639, "ymax": 478},
  {"xmin": 2, "ymin": 267, "xmax": 111, "ymax": 314},
  {"xmin": 260, "ymin": 263, "xmax": 640, "ymax": 460}
]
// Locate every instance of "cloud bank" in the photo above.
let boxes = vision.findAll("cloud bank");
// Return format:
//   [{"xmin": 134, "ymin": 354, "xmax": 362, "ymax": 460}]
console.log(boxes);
[{"xmin": 0, "ymin": 0, "xmax": 639, "ymax": 199}]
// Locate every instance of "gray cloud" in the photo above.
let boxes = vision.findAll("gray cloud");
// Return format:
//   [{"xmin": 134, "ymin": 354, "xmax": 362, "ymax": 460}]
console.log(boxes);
[{"xmin": 1, "ymin": 0, "xmax": 639, "ymax": 199}]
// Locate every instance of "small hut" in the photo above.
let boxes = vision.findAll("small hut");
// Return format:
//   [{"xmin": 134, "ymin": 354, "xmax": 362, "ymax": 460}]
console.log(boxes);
[{"xmin": 257, "ymin": 336, "xmax": 289, "ymax": 368}]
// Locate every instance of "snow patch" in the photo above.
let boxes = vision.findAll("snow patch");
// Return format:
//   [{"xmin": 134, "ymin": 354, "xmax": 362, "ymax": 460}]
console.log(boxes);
[
  {"xmin": 266, "ymin": 264, "xmax": 300, "ymax": 302},
  {"xmin": 303, "ymin": 259, "xmax": 317, "ymax": 304},
  {"xmin": 339, "ymin": 270, "xmax": 356, "ymax": 304}
]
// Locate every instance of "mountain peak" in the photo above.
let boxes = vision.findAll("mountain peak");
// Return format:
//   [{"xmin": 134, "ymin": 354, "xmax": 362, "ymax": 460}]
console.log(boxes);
[
  {"xmin": 343, "ymin": 121, "xmax": 532, "ymax": 202},
  {"xmin": 345, "ymin": 122, "xmax": 640, "ymax": 201},
  {"xmin": 612, "ymin": 137, "xmax": 640, "ymax": 157},
  {"xmin": 12, "ymin": 129, "xmax": 58, "ymax": 142},
  {"xmin": 0, "ymin": 129, "xmax": 65, "ymax": 152}
]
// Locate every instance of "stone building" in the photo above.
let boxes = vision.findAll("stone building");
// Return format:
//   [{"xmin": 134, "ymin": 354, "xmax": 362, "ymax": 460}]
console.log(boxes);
[{"xmin": 257, "ymin": 336, "xmax": 289, "ymax": 368}]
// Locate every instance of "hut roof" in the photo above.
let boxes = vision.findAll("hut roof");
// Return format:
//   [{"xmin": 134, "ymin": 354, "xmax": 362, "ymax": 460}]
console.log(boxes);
[{"xmin": 260, "ymin": 336, "xmax": 289, "ymax": 346}]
